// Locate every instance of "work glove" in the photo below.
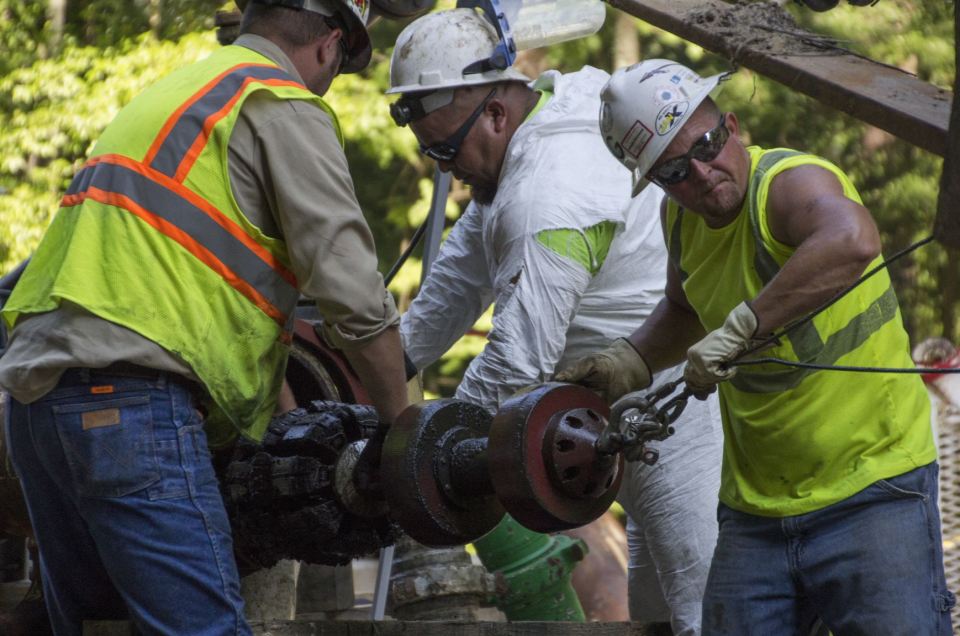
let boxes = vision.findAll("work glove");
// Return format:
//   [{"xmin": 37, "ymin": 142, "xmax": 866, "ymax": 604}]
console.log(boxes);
[
  {"xmin": 555, "ymin": 338, "xmax": 652, "ymax": 405},
  {"xmin": 684, "ymin": 301, "xmax": 759, "ymax": 398}
]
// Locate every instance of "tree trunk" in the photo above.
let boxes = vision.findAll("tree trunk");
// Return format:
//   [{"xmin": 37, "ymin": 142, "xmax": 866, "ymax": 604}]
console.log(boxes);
[
  {"xmin": 612, "ymin": 11, "xmax": 640, "ymax": 71},
  {"xmin": 149, "ymin": 0, "xmax": 163, "ymax": 38},
  {"xmin": 46, "ymin": 0, "xmax": 67, "ymax": 57}
]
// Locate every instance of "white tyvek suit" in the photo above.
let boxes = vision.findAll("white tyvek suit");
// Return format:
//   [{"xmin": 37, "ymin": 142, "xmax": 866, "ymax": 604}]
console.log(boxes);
[{"xmin": 400, "ymin": 67, "xmax": 723, "ymax": 635}]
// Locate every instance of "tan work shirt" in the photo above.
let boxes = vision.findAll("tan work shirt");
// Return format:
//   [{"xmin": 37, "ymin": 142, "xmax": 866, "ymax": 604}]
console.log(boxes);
[{"xmin": 0, "ymin": 34, "xmax": 399, "ymax": 403}]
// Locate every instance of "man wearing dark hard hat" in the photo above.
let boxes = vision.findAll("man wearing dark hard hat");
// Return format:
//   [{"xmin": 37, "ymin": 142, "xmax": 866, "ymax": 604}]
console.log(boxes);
[{"xmin": 0, "ymin": 1, "xmax": 408, "ymax": 634}]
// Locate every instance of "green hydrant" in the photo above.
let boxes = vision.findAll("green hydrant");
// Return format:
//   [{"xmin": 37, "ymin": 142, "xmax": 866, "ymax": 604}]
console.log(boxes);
[{"xmin": 472, "ymin": 514, "xmax": 587, "ymax": 621}]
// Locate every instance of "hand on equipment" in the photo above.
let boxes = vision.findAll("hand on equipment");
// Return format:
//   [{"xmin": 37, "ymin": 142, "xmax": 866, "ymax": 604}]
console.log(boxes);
[
  {"xmin": 684, "ymin": 301, "xmax": 759, "ymax": 398},
  {"xmin": 555, "ymin": 338, "xmax": 652, "ymax": 404}
]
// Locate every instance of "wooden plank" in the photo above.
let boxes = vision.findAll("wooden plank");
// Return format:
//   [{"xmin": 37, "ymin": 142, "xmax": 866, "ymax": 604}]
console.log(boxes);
[
  {"xmin": 85, "ymin": 621, "xmax": 659, "ymax": 636},
  {"xmin": 603, "ymin": 0, "xmax": 952, "ymax": 157}
]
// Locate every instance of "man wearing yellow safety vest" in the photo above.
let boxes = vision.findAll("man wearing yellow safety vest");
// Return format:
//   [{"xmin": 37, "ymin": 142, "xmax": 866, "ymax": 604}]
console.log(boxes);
[
  {"xmin": 558, "ymin": 59, "xmax": 955, "ymax": 634},
  {"xmin": 0, "ymin": 1, "xmax": 408, "ymax": 634}
]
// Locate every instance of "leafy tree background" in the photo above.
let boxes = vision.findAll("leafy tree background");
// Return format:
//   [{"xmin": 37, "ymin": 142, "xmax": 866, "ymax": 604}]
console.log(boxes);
[{"xmin": 0, "ymin": 0, "xmax": 954, "ymax": 398}]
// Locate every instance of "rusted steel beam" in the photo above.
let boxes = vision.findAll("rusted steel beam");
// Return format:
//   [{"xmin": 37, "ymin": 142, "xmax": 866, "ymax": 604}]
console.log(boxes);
[
  {"xmin": 604, "ymin": 0, "xmax": 952, "ymax": 158},
  {"xmin": 933, "ymin": 7, "xmax": 959, "ymax": 251}
]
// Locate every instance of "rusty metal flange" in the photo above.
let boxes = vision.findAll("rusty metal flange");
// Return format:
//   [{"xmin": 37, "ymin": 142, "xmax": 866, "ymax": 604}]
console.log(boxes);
[
  {"xmin": 488, "ymin": 383, "xmax": 622, "ymax": 533},
  {"xmin": 382, "ymin": 400, "xmax": 505, "ymax": 547}
]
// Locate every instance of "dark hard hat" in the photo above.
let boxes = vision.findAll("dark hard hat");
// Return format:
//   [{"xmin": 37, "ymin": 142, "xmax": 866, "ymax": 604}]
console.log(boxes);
[{"xmin": 236, "ymin": 0, "xmax": 371, "ymax": 74}]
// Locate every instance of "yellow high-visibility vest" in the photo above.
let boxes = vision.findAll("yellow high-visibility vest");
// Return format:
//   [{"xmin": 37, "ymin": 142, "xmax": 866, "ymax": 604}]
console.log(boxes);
[
  {"xmin": 666, "ymin": 147, "xmax": 934, "ymax": 516},
  {"xmin": 3, "ymin": 45, "xmax": 343, "ymax": 445}
]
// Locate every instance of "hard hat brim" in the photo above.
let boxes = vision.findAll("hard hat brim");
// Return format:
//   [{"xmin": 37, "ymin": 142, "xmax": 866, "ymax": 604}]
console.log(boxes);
[
  {"xmin": 386, "ymin": 67, "xmax": 532, "ymax": 95},
  {"xmin": 234, "ymin": 0, "xmax": 372, "ymax": 74}
]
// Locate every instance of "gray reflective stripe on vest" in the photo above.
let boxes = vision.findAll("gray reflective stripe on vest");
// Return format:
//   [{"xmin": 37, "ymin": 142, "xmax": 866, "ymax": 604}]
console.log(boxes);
[
  {"xmin": 735, "ymin": 150, "xmax": 897, "ymax": 393},
  {"xmin": 668, "ymin": 208, "xmax": 689, "ymax": 283},
  {"xmin": 148, "ymin": 65, "xmax": 300, "ymax": 179},
  {"xmin": 732, "ymin": 283, "xmax": 899, "ymax": 393},
  {"xmin": 746, "ymin": 149, "xmax": 826, "ymax": 363},
  {"xmin": 66, "ymin": 160, "xmax": 301, "ymax": 319}
]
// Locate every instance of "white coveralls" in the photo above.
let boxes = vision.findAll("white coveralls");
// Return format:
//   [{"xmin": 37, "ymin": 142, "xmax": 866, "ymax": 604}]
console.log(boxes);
[{"xmin": 400, "ymin": 67, "xmax": 723, "ymax": 635}]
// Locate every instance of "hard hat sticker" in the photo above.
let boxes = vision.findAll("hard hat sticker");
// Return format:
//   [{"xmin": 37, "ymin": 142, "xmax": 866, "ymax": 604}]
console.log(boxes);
[
  {"xmin": 622, "ymin": 121, "xmax": 653, "ymax": 158},
  {"xmin": 656, "ymin": 101, "xmax": 689, "ymax": 136},
  {"xmin": 600, "ymin": 103, "xmax": 613, "ymax": 133},
  {"xmin": 605, "ymin": 135, "xmax": 625, "ymax": 160},
  {"xmin": 652, "ymin": 86, "xmax": 680, "ymax": 107}
]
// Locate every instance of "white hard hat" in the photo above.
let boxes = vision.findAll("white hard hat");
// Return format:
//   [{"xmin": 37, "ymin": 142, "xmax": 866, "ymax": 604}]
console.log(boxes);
[
  {"xmin": 386, "ymin": 8, "xmax": 530, "ymax": 125},
  {"xmin": 237, "ymin": 0, "xmax": 372, "ymax": 74},
  {"xmin": 599, "ymin": 60, "xmax": 729, "ymax": 197}
]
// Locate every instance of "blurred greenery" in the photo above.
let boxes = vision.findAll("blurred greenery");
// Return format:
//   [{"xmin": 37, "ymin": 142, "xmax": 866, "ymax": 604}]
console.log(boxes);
[{"xmin": 0, "ymin": 0, "xmax": 954, "ymax": 397}]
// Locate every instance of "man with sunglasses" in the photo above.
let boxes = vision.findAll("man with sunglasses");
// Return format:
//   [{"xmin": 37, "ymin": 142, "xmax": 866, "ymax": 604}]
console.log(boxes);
[
  {"xmin": 388, "ymin": 11, "xmax": 724, "ymax": 634},
  {"xmin": 559, "ymin": 59, "xmax": 951, "ymax": 634},
  {"xmin": 0, "ymin": 1, "xmax": 412, "ymax": 634}
]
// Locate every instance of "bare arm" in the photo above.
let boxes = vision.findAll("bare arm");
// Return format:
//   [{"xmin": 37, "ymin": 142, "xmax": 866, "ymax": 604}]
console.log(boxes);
[
  {"xmin": 626, "ymin": 198, "xmax": 706, "ymax": 373},
  {"xmin": 750, "ymin": 165, "xmax": 881, "ymax": 335},
  {"xmin": 343, "ymin": 325, "xmax": 409, "ymax": 426}
]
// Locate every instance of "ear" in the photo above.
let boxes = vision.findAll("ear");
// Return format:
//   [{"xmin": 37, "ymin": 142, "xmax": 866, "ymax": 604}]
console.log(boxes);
[
  {"xmin": 488, "ymin": 98, "xmax": 508, "ymax": 134},
  {"xmin": 316, "ymin": 28, "xmax": 342, "ymax": 68},
  {"xmin": 724, "ymin": 111, "xmax": 741, "ymax": 139}
]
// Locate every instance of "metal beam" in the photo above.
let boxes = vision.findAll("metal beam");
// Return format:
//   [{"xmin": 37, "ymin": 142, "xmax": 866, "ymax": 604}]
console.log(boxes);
[
  {"xmin": 604, "ymin": 0, "xmax": 952, "ymax": 157},
  {"xmin": 934, "ymin": 6, "xmax": 959, "ymax": 251}
]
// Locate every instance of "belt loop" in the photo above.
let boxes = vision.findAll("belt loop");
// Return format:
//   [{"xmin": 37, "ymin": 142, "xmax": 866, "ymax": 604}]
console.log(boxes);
[
  {"xmin": 79, "ymin": 368, "xmax": 91, "ymax": 384},
  {"xmin": 157, "ymin": 371, "xmax": 168, "ymax": 391}
]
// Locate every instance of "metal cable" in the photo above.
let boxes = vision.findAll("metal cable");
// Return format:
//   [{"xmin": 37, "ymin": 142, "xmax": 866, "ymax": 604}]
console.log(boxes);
[
  {"xmin": 725, "ymin": 236, "xmax": 936, "ymax": 375},
  {"xmin": 739, "ymin": 235, "xmax": 933, "ymax": 357},
  {"xmin": 384, "ymin": 215, "xmax": 429, "ymax": 286},
  {"xmin": 732, "ymin": 358, "xmax": 960, "ymax": 373}
]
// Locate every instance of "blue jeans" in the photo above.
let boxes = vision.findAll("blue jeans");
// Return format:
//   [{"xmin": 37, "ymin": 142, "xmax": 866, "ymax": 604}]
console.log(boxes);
[
  {"xmin": 5, "ymin": 369, "xmax": 252, "ymax": 636},
  {"xmin": 702, "ymin": 463, "xmax": 956, "ymax": 635}
]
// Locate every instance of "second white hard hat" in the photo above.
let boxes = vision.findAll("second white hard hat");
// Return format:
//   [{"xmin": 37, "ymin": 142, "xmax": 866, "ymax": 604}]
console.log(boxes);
[
  {"xmin": 386, "ymin": 8, "xmax": 530, "ymax": 124},
  {"xmin": 599, "ymin": 60, "xmax": 729, "ymax": 197}
]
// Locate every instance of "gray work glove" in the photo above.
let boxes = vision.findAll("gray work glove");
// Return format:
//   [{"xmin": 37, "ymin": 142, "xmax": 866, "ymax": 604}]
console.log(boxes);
[
  {"xmin": 555, "ymin": 338, "xmax": 652, "ymax": 405},
  {"xmin": 684, "ymin": 301, "xmax": 759, "ymax": 398}
]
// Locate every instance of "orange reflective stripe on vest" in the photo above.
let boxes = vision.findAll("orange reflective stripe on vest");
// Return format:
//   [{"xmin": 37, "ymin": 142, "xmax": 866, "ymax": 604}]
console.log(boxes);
[
  {"xmin": 62, "ymin": 153, "xmax": 300, "ymax": 327},
  {"xmin": 145, "ymin": 63, "xmax": 304, "ymax": 183}
]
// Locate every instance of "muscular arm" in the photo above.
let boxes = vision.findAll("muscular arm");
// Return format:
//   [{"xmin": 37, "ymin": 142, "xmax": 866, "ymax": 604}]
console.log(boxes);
[
  {"xmin": 625, "ymin": 198, "xmax": 706, "ymax": 373},
  {"xmin": 749, "ymin": 165, "xmax": 881, "ymax": 335}
]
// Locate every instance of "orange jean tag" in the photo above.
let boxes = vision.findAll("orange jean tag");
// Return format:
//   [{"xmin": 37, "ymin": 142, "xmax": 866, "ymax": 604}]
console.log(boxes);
[{"xmin": 91, "ymin": 385, "xmax": 114, "ymax": 394}]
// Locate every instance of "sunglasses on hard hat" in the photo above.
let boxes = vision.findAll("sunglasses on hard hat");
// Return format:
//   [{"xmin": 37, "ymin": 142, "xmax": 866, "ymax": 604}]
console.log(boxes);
[
  {"xmin": 647, "ymin": 114, "xmax": 730, "ymax": 187},
  {"xmin": 418, "ymin": 89, "xmax": 497, "ymax": 162}
]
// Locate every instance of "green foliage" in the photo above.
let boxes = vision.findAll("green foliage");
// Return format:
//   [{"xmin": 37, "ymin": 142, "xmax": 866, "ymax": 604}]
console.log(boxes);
[
  {"xmin": 0, "ymin": 0, "xmax": 954, "ymax": 397},
  {"xmin": 0, "ymin": 31, "xmax": 217, "ymax": 269}
]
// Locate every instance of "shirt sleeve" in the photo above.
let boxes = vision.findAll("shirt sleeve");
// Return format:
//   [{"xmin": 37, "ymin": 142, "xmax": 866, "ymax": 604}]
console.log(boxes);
[
  {"xmin": 454, "ymin": 228, "xmax": 593, "ymax": 414},
  {"xmin": 253, "ymin": 105, "xmax": 399, "ymax": 350},
  {"xmin": 400, "ymin": 202, "xmax": 494, "ymax": 370}
]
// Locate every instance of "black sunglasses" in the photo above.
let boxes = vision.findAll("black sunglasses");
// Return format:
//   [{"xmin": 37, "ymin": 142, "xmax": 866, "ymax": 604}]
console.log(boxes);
[
  {"xmin": 418, "ymin": 88, "xmax": 497, "ymax": 162},
  {"xmin": 647, "ymin": 114, "xmax": 730, "ymax": 187}
]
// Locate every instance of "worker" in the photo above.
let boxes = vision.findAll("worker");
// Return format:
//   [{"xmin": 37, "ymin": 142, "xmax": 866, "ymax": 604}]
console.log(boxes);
[
  {"xmin": 387, "ymin": 10, "xmax": 723, "ymax": 634},
  {"xmin": 0, "ymin": 0, "xmax": 409, "ymax": 634},
  {"xmin": 558, "ymin": 59, "xmax": 955, "ymax": 634}
]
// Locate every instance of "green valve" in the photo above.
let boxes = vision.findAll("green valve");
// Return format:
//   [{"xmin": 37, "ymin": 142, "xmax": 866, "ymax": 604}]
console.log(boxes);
[{"xmin": 472, "ymin": 514, "xmax": 587, "ymax": 621}]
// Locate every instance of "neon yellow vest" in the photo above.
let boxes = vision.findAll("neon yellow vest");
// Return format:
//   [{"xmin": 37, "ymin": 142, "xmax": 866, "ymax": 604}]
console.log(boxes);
[
  {"xmin": 2, "ymin": 45, "xmax": 343, "ymax": 444},
  {"xmin": 666, "ymin": 147, "xmax": 934, "ymax": 516}
]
